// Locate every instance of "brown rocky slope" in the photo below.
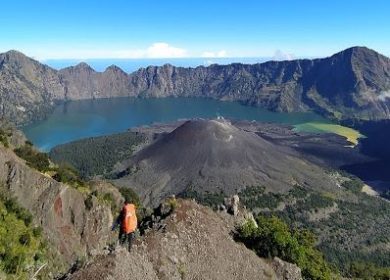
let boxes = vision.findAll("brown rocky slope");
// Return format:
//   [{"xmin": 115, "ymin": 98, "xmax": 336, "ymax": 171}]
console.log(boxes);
[
  {"xmin": 0, "ymin": 133, "xmax": 120, "ymax": 274},
  {"xmin": 66, "ymin": 199, "xmax": 302, "ymax": 280}
]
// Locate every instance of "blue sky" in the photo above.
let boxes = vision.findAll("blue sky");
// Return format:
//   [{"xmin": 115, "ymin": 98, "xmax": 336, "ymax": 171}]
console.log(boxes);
[{"xmin": 0, "ymin": 0, "xmax": 389, "ymax": 60}]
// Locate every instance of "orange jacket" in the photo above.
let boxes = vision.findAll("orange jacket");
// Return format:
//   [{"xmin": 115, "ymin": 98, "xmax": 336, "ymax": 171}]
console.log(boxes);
[{"xmin": 121, "ymin": 203, "xmax": 137, "ymax": 234}]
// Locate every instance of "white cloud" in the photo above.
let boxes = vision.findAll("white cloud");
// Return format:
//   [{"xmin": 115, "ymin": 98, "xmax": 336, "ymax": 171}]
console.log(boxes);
[
  {"xmin": 145, "ymin": 42, "xmax": 188, "ymax": 58},
  {"xmin": 272, "ymin": 50, "xmax": 295, "ymax": 61},
  {"xmin": 377, "ymin": 90, "xmax": 390, "ymax": 101},
  {"xmin": 201, "ymin": 50, "xmax": 227, "ymax": 58},
  {"xmin": 30, "ymin": 42, "xmax": 188, "ymax": 60}
]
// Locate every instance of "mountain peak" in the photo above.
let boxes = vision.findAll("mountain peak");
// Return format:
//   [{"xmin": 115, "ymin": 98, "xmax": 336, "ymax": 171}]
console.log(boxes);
[
  {"xmin": 334, "ymin": 46, "xmax": 387, "ymax": 60},
  {"xmin": 4, "ymin": 49, "xmax": 27, "ymax": 57},
  {"xmin": 0, "ymin": 49, "xmax": 35, "ymax": 65},
  {"xmin": 104, "ymin": 64, "xmax": 126, "ymax": 74},
  {"xmin": 58, "ymin": 62, "xmax": 96, "ymax": 73},
  {"xmin": 74, "ymin": 62, "xmax": 94, "ymax": 70},
  {"xmin": 115, "ymin": 119, "xmax": 336, "ymax": 206}
]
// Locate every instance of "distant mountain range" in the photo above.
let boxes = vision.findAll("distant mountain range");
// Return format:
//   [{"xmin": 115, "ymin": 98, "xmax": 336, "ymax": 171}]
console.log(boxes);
[{"xmin": 1, "ymin": 46, "xmax": 390, "ymax": 125}]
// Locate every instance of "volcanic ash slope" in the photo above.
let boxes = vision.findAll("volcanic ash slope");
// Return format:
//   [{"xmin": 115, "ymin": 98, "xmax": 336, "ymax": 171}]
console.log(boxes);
[{"xmin": 114, "ymin": 119, "xmax": 337, "ymax": 206}]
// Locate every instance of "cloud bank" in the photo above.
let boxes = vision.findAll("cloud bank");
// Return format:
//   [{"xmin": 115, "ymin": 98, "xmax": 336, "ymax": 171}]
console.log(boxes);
[
  {"xmin": 35, "ymin": 43, "xmax": 188, "ymax": 60},
  {"xmin": 272, "ymin": 50, "xmax": 295, "ymax": 61}
]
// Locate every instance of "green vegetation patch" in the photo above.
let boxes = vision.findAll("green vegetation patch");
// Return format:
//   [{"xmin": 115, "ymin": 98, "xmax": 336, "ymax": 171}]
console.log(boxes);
[
  {"xmin": 0, "ymin": 194, "xmax": 47, "ymax": 279},
  {"xmin": 288, "ymin": 185, "xmax": 309, "ymax": 199},
  {"xmin": 14, "ymin": 142, "xmax": 50, "ymax": 172},
  {"xmin": 49, "ymin": 131, "xmax": 145, "ymax": 179},
  {"xmin": 294, "ymin": 122, "xmax": 364, "ymax": 145},
  {"xmin": 235, "ymin": 181, "xmax": 390, "ymax": 279},
  {"xmin": 271, "ymin": 191, "xmax": 390, "ymax": 278},
  {"xmin": 239, "ymin": 185, "xmax": 283, "ymax": 210},
  {"xmin": 178, "ymin": 188, "xmax": 225, "ymax": 208},
  {"xmin": 295, "ymin": 193, "xmax": 334, "ymax": 212},
  {"xmin": 345, "ymin": 262, "xmax": 390, "ymax": 279},
  {"xmin": 341, "ymin": 176, "xmax": 365, "ymax": 193},
  {"xmin": 0, "ymin": 128, "xmax": 11, "ymax": 148},
  {"xmin": 118, "ymin": 187, "xmax": 142, "ymax": 209},
  {"xmin": 236, "ymin": 215, "xmax": 334, "ymax": 280}
]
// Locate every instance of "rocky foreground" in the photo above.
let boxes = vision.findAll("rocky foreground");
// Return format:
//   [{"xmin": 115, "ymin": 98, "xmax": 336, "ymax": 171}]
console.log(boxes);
[{"xmin": 65, "ymin": 199, "xmax": 302, "ymax": 280}]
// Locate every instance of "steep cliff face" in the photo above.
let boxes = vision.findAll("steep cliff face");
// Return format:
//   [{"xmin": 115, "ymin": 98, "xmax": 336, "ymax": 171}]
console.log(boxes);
[
  {"xmin": 0, "ymin": 144, "xmax": 117, "ymax": 270},
  {"xmin": 302, "ymin": 47, "xmax": 390, "ymax": 119},
  {"xmin": 127, "ymin": 62, "xmax": 308, "ymax": 113},
  {"xmin": 1, "ymin": 47, "xmax": 389, "ymax": 125},
  {"xmin": 0, "ymin": 50, "xmax": 65, "ymax": 124},
  {"xmin": 59, "ymin": 63, "xmax": 132, "ymax": 100}
]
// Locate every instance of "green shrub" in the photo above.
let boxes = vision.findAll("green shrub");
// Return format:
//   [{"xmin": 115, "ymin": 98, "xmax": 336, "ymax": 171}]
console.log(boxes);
[
  {"xmin": 167, "ymin": 196, "xmax": 178, "ymax": 210},
  {"xmin": 342, "ymin": 177, "xmax": 364, "ymax": 193},
  {"xmin": 25, "ymin": 140, "xmax": 33, "ymax": 146},
  {"xmin": 14, "ymin": 145, "xmax": 50, "ymax": 172},
  {"xmin": 118, "ymin": 187, "xmax": 142, "ymax": 208},
  {"xmin": 178, "ymin": 188, "xmax": 225, "ymax": 208},
  {"xmin": 288, "ymin": 185, "xmax": 308, "ymax": 199},
  {"xmin": 236, "ymin": 215, "xmax": 334, "ymax": 280},
  {"xmin": 53, "ymin": 164, "xmax": 79, "ymax": 183},
  {"xmin": 0, "ymin": 128, "xmax": 10, "ymax": 148},
  {"xmin": 52, "ymin": 164, "xmax": 87, "ymax": 189},
  {"xmin": 348, "ymin": 262, "xmax": 390, "ymax": 279},
  {"xmin": 4, "ymin": 197, "xmax": 33, "ymax": 226},
  {"xmin": 0, "ymin": 195, "xmax": 47, "ymax": 278},
  {"xmin": 98, "ymin": 192, "xmax": 118, "ymax": 213},
  {"xmin": 239, "ymin": 186, "xmax": 283, "ymax": 210},
  {"xmin": 296, "ymin": 193, "xmax": 334, "ymax": 212}
]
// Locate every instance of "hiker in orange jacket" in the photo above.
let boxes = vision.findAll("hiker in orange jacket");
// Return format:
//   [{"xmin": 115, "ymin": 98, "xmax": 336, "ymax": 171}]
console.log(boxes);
[{"xmin": 112, "ymin": 199, "xmax": 138, "ymax": 252}]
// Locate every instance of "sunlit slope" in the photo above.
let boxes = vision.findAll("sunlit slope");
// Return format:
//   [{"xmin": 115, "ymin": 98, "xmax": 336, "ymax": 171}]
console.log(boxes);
[{"xmin": 294, "ymin": 122, "xmax": 364, "ymax": 145}]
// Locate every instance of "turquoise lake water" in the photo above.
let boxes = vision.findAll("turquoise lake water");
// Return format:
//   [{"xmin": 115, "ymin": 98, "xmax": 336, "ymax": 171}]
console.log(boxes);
[{"xmin": 22, "ymin": 97, "xmax": 331, "ymax": 151}]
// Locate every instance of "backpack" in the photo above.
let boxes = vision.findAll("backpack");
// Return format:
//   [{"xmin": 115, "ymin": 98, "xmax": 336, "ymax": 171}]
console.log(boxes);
[{"xmin": 121, "ymin": 203, "xmax": 137, "ymax": 234}]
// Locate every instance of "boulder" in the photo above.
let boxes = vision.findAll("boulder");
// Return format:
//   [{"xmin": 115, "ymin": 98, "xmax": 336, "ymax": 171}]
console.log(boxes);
[{"xmin": 272, "ymin": 257, "xmax": 302, "ymax": 280}]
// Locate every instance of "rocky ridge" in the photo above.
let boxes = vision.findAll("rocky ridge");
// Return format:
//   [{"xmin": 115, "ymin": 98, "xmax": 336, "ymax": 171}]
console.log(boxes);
[
  {"xmin": 1, "ymin": 47, "xmax": 390, "ymax": 125},
  {"xmin": 65, "ymin": 199, "xmax": 302, "ymax": 280}
]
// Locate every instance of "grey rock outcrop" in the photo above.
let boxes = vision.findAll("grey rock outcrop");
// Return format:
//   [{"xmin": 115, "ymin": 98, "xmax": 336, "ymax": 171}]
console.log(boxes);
[
  {"xmin": 272, "ymin": 257, "xmax": 302, "ymax": 280},
  {"xmin": 224, "ymin": 194, "xmax": 240, "ymax": 216}
]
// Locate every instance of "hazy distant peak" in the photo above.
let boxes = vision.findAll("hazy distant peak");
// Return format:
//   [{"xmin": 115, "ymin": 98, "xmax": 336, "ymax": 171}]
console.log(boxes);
[
  {"xmin": 74, "ymin": 62, "xmax": 94, "ymax": 70},
  {"xmin": 104, "ymin": 64, "xmax": 126, "ymax": 74},
  {"xmin": 58, "ymin": 62, "xmax": 96, "ymax": 73}
]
